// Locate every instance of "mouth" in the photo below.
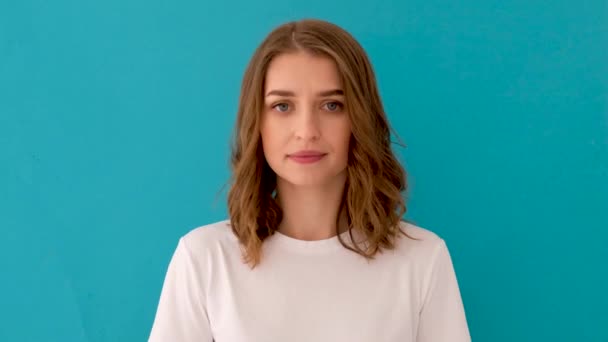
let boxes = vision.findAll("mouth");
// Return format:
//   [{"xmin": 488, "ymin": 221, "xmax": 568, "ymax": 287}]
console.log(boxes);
[{"xmin": 287, "ymin": 151, "xmax": 327, "ymax": 164}]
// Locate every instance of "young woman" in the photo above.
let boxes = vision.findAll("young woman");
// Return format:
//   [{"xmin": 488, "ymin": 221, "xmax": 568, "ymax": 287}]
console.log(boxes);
[{"xmin": 149, "ymin": 19, "xmax": 470, "ymax": 342}]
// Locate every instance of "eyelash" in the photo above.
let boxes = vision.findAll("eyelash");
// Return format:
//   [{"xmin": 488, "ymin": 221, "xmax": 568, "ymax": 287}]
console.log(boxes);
[{"xmin": 271, "ymin": 101, "xmax": 344, "ymax": 113}]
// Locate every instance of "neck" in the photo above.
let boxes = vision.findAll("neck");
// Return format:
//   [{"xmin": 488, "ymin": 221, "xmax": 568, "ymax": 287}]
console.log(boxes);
[{"xmin": 275, "ymin": 173, "xmax": 349, "ymax": 241}]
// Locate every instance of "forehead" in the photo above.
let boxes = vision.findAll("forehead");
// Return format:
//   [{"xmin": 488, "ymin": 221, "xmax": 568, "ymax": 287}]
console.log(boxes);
[{"xmin": 264, "ymin": 52, "xmax": 342, "ymax": 92}]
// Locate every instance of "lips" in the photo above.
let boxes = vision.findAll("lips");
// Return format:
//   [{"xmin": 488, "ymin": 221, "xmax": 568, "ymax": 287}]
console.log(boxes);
[
  {"xmin": 289, "ymin": 150, "xmax": 326, "ymax": 157},
  {"xmin": 287, "ymin": 150, "xmax": 327, "ymax": 164}
]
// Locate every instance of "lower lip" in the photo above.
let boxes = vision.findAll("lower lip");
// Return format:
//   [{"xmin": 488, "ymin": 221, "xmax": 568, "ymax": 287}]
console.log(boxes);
[{"xmin": 288, "ymin": 154, "xmax": 326, "ymax": 164}]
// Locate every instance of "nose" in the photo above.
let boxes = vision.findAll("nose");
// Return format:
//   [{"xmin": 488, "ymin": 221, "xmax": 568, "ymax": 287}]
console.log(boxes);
[{"xmin": 294, "ymin": 106, "xmax": 320, "ymax": 141}]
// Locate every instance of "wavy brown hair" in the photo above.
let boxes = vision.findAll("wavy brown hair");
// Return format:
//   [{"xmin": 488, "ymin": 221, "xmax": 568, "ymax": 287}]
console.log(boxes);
[{"xmin": 227, "ymin": 18, "xmax": 413, "ymax": 268}]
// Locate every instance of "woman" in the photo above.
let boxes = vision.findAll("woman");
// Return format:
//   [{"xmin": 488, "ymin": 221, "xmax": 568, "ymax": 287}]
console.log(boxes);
[{"xmin": 149, "ymin": 19, "xmax": 470, "ymax": 342}]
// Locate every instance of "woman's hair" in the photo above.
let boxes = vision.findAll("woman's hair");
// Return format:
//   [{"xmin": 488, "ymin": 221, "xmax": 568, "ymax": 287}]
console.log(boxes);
[{"xmin": 227, "ymin": 18, "xmax": 412, "ymax": 268}]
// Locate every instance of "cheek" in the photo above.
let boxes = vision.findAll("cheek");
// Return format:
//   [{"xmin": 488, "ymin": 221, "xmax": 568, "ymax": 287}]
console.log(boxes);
[
  {"xmin": 325, "ymin": 119, "xmax": 351, "ymax": 159},
  {"xmin": 260, "ymin": 122, "xmax": 283, "ymax": 158},
  {"xmin": 259, "ymin": 122, "xmax": 272, "ymax": 156},
  {"xmin": 337, "ymin": 120, "xmax": 352, "ymax": 149}
]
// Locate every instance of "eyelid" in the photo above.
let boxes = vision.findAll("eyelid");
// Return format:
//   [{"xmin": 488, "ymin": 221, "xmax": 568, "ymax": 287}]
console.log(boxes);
[
  {"xmin": 269, "ymin": 98, "xmax": 292, "ymax": 106},
  {"xmin": 268, "ymin": 99, "xmax": 344, "ymax": 112},
  {"xmin": 322, "ymin": 100, "xmax": 345, "ymax": 111},
  {"xmin": 270, "ymin": 101, "xmax": 291, "ymax": 112}
]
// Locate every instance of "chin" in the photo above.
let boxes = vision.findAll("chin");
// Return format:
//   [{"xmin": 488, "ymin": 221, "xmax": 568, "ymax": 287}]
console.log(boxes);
[
  {"xmin": 281, "ymin": 177, "xmax": 331, "ymax": 187},
  {"xmin": 276, "ymin": 169, "xmax": 347, "ymax": 188}
]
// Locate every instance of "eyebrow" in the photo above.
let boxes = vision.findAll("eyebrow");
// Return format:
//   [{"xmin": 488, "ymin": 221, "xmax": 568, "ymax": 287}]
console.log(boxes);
[{"xmin": 265, "ymin": 89, "xmax": 344, "ymax": 97}]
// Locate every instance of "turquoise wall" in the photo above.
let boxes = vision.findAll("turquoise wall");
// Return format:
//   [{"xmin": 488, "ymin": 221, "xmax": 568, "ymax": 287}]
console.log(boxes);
[{"xmin": 1, "ymin": 1, "xmax": 606, "ymax": 341}]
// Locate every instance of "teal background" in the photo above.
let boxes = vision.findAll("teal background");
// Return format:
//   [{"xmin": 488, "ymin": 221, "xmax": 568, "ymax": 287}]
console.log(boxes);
[{"xmin": 1, "ymin": 0, "xmax": 606, "ymax": 341}]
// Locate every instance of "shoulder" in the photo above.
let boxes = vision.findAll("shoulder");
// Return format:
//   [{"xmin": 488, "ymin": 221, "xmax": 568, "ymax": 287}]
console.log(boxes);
[
  {"xmin": 179, "ymin": 219, "xmax": 239, "ymax": 257},
  {"xmin": 399, "ymin": 220, "xmax": 443, "ymax": 241},
  {"xmin": 394, "ymin": 220, "xmax": 449, "ymax": 261}
]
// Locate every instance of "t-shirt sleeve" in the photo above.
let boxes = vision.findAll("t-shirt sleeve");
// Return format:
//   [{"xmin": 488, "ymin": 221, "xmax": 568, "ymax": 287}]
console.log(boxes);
[
  {"xmin": 148, "ymin": 237, "xmax": 213, "ymax": 342},
  {"xmin": 417, "ymin": 239, "xmax": 471, "ymax": 342}
]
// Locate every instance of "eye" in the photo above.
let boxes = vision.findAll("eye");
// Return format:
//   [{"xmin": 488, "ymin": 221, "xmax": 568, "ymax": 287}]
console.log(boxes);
[
  {"xmin": 323, "ymin": 101, "xmax": 344, "ymax": 112},
  {"xmin": 272, "ymin": 103, "xmax": 290, "ymax": 112}
]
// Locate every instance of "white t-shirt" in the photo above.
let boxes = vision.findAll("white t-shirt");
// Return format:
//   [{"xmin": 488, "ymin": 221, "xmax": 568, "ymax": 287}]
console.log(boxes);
[{"xmin": 148, "ymin": 220, "xmax": 471, "ymax": 342}]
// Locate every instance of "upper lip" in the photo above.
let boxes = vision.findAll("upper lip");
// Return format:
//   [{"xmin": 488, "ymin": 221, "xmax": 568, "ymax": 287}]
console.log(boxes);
[{"xmin": 288, "ymin": 150, "xmax": 326, "ymax": 157}]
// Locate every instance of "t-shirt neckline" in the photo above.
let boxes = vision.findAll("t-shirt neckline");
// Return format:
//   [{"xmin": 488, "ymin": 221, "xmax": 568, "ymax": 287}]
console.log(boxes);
[{"xmin": 269, "ymin": 228, "xmax": 355, "ymax": 253}]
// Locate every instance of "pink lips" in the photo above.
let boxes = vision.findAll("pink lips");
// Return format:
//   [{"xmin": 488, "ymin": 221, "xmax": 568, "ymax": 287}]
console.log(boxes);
[{"xmin": 287, "ymin": 150, "xmax": 327, "ymax": 164}]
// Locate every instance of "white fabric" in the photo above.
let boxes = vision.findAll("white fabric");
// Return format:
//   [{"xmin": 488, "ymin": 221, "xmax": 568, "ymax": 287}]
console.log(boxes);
[{"xmin": 148, "ymin": 220, "xmax": 471, "ymax": 342}]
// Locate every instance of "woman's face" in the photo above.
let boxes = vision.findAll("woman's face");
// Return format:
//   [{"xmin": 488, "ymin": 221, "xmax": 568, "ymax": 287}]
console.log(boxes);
[{"xmin": 260, "ymin": 51, "xmax": 352, "ymax": 187}]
